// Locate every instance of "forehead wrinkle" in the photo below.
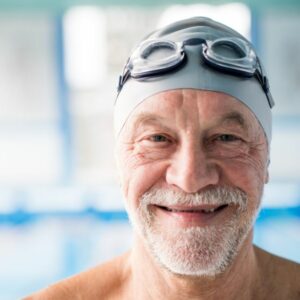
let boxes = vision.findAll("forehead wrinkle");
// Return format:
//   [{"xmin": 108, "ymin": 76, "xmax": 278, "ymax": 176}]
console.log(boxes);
[{"xmin": 129, "ymin": 108, "xmax": 252, "ymax": 136}]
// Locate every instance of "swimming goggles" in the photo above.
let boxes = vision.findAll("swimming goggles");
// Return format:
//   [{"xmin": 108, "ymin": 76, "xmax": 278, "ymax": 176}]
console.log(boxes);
[{"xmin": 117, "ymin": 37, "xmax": 274, "ymax": 108}]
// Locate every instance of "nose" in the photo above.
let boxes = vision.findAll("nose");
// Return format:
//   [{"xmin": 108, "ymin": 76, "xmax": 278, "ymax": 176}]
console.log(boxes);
[{"xmin": 166, "ymin": 141, "xmax": 219, "ymax": 193}]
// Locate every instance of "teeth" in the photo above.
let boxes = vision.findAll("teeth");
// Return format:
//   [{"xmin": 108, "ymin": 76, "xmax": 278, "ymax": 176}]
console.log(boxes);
[
  {"xmin": 166, "ymin": 208, "xmax": 216, "ymax": 213},
  {"xmin": 203, "ymin": 208, "xmax": 216, "ymax": 213},
  {"xmin": 162, "ymin": 205, "xmax": 229, "ymax": 213}
]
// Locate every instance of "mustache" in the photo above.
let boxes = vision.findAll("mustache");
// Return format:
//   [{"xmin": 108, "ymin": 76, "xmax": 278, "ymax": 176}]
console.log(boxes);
[{"xmin": 140, "ymin": 186, "xmax": 248, "ymax": 208}]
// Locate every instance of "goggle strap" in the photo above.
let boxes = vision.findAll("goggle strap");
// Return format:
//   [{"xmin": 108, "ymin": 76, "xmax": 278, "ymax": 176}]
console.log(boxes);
[
  {"xmin": 117, "ymin": 56, "xmax": 133, "ymax": 93},
  {"xmin": 117, "ymin": 75, "xmax": 123, "ymax": 93},
  {"xmin": 264, "ymin": 77, "xmax": 275, "ymax": 108},
  {"xmin": 254, "ymin": 68, "xmax": 274, "ymax": 109}
]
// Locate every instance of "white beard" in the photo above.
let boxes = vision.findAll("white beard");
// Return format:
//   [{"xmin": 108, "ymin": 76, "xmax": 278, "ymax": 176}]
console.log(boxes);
[{"xmin": 126, "ymin": 186, "xmax": 261, "ymax": 277}]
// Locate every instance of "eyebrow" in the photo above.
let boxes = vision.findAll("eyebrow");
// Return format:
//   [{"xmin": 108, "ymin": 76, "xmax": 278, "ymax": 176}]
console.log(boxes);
[
  {"xmin": 218, "ymin": 111, "xmax": 249, "ymax": 131},
  {"xmin": 130, "ymin": 113, "xmax": 172, "ymax": 132}
]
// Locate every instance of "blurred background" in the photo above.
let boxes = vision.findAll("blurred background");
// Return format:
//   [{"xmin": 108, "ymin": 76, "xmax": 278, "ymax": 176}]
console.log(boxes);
[{"xmin": 0, "ymin": 0, "xmax": 299, "ymax": 299}]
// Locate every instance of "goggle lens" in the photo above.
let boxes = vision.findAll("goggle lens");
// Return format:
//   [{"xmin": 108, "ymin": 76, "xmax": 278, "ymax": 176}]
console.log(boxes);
[
  {"xmin": 130, "ymin": 40, "xmax": 185, "ymax": 78},
  {"xmin": 203, "ymin": 37, "xmax": 257, "ymax": 76}
]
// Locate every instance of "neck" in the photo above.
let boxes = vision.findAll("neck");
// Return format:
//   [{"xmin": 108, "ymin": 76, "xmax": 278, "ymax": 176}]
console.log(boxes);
[{"xmin": 129, "ymin": 232, "xmax": 261, "ymax": 300}]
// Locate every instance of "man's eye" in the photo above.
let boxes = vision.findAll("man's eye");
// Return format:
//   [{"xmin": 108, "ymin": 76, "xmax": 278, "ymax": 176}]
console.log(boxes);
[
  {"xmin": 216, "ymin": 134, "xmax": 239, "ymax": 142},
  {"xmin": 149, "ymin": 135, "xmax": 168, "ymax": 142}
]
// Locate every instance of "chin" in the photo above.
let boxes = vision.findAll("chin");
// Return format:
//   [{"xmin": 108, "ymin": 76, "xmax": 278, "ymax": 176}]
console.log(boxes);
[{"xmin": 143, "ymin": 219, "xmax": 253, "ymax": 278}]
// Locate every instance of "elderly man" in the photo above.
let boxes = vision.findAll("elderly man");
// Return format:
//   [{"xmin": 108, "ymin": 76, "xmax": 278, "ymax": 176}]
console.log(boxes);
[{"xmin": 26, "ymin": 17, "xmax": 299, "ymax": 300}]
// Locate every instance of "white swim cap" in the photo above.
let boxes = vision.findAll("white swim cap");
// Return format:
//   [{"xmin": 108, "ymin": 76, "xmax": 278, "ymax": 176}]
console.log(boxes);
[{"xmin": 115, "ymin": 17, "xmax": 274, "ymax": 143}]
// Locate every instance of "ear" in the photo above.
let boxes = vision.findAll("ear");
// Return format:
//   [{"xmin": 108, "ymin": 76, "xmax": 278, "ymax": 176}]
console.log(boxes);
[
  {"xmin": 264, "ymin": 159, "xmax": 270, "ymax": 184},
  {"xmin": 264, "ymin": 170, "xmax": 269, "ymax": 184}
]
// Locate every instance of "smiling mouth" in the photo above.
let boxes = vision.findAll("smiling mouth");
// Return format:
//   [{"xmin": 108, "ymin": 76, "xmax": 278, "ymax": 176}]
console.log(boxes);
[
  {"xmin": 153, "ymin": 203, "xmax": 230, "ymax": 226},
  {"xmin": 157, "ymin": 204, "xmax": 228, "ymax": 214}
]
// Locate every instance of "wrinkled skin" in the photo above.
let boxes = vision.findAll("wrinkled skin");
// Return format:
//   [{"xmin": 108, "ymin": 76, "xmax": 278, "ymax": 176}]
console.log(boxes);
[
  {"xmin": 25, "ymin": 90, "xmax": 300, "ymax": 300},
  {"xmin": 116, "ymin": 89, "xmax": 269, "ymax": 217},
  {"xmin": 113, "ymin": 89, "xmax": 272, "ymax": 298}
]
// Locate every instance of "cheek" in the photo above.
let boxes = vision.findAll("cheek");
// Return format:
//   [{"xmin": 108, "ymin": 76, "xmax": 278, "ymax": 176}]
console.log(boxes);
[
  {"xmin": 220, "ymin": 153, "xmax": 266, "ymax": 200},
  {"xmin": 117, "ymin": 146, "xmax": 168, "ymax": 210},
  {"xmin": 220, "ymin": 156, "xmax": 266, "ymax": 223}
]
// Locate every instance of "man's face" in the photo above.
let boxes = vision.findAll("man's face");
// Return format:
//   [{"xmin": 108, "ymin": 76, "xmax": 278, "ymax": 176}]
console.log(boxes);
[{"xmin": 115, "ymin": 89, "xmax": 269, "ymax": 276}]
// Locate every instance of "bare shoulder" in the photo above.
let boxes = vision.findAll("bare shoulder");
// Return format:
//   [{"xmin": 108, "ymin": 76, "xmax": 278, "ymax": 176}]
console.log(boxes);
[
  {"xmin": 22, "ymin": 252, "xmax": 131, "ymax": 300},
  {"xmin": 255, "ymin": 246, "xmax": 300, "ymax": 299}
]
